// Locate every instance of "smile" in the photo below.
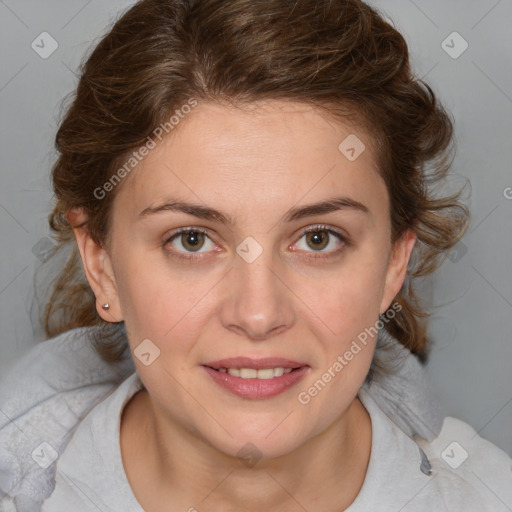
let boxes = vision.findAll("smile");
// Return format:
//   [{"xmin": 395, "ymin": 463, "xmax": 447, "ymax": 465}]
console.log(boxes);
[
  {"xmin": 217, "ymin": 367, "xmax": 293, "ymax": 379},
  {"xmin": 201, "ymin": 358, "xmax": 309, "ymax": 399}
]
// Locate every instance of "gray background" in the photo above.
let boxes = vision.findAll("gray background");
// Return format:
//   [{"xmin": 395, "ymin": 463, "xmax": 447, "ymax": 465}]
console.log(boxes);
[{"xmin": 0, "ymin": 0, "xmax": 511, "ymax": 455}]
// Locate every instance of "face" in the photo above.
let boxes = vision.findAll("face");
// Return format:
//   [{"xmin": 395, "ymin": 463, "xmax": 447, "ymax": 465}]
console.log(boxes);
[{"xmin": 73, "ymin": 100, "xmax": 415, "ymax": 460}]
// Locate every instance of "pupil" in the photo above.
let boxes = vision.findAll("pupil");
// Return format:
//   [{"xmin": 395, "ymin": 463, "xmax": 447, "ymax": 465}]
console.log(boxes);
[
  {"xmin": 307, "ymin": 230, "xmax": 328, "ymax": 250},
  {"xmin": 184, "ymin": 231, "xmax": 202, "ymax": 251}
]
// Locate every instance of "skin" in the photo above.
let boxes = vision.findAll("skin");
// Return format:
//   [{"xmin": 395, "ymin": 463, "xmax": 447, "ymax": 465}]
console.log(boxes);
[{"xmin": 69, "ymin": 100, "xmax": 416, "ymax": 512}]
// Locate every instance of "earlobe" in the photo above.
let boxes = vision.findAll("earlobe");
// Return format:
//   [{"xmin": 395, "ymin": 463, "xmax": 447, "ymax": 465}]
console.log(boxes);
[
  {"xmin": 379, "ymin": 229, "xmax": 417, "ymax": 315},
  {"xmin": 67, "ymin": 208, "xmax": 123, "ymax": 322}
]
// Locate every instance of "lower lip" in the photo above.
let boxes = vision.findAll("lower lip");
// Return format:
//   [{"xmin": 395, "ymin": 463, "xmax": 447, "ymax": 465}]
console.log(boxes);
[{"xmin": 202, "ymin": 366, "xmax": 309, "ymax": 399}]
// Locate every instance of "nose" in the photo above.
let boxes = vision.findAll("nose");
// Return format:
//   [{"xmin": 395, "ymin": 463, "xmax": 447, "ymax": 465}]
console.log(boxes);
[{"xmin": 219, "ymin": 246, "xmax": 296, "ymax": 341}]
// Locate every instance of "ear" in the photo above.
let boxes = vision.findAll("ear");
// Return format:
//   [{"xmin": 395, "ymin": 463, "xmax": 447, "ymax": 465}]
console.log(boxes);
[
  {"xmin": 66, "ymin": 208, "xmax": 123, "ymax": 322},
  {"xmin": 379, "ymin": 229, "xmax": 417, "ymax": 315}
]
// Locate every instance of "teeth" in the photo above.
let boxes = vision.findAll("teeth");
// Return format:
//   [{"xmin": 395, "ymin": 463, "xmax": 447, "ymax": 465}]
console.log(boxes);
[
  {"xmin": 240, "ymin": 368, "xmax": 258, "ymax": 379},
  {"xmin": 220, "ymin": 367, "xmax": 295, "ymax": 379},
  {"xmin": 252, "ymin": 368, "xmax": 275, "ymax": 380}
]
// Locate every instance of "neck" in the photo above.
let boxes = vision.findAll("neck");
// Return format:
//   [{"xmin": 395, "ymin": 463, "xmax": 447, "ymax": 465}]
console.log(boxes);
[{"xmin": 121, "ymin": 391, "xmax": 372, "ymax": 512}]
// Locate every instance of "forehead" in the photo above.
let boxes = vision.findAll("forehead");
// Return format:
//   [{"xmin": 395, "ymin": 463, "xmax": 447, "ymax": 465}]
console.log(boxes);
[{"xmin": 113, "ymin": 100, "xmax": 387, "ymax": 223}]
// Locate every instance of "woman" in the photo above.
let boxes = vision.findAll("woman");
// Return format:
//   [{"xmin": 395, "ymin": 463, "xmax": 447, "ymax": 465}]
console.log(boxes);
[{"xmin": 1, "ymin": 0, "xmax": 511, "ymax": 510}]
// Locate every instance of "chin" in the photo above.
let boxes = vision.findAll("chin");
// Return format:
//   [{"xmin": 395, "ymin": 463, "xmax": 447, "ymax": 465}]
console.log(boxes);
[{"xmin": 200, "ymin": 413, "xmax": 311, "ymax": 463}]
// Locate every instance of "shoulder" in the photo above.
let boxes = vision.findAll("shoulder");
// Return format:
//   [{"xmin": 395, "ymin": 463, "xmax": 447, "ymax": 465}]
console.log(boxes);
[
  {"xmin": 415, "ymin": 415, "xmax": 512, "ymax": 511},
  {"xmin": 0, "ymin": 326, "xmax": 133, "ymax": 428},
  {"xmin": 356, "ymin": 387, "xmax": 512, "ymax": 511},
  {"xmin": 41, "ymin": 372, "xmax": 145, "ymax": 512},
  {"xmin": 0, "ymin": 326, "xmax": 134, "ymax": 511}
]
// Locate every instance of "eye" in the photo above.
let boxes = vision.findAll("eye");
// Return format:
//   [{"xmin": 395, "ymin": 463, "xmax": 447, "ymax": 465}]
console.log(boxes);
[
  {"xmin": 164, "ymin": 224, "xmax": 350, "ymax": 262},
  {"xmin": 292, "ymin": 224, "xmax": 349, "ymax": 260},
  {"xmin": 164, "ymin": 227, "xmax": 218, "ymax": 261}
]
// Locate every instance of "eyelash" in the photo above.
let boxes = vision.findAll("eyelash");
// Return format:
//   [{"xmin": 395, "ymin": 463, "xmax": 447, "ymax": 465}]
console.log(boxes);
[{"xmin": 163, "ymin": 224, "xmax": 350, "ymax": 263}]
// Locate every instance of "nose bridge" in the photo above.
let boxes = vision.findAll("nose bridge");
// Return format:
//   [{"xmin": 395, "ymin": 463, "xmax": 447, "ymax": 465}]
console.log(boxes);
[{"xmin": 220, "ymin": 237, "xmax": 294, "ymax": 339}]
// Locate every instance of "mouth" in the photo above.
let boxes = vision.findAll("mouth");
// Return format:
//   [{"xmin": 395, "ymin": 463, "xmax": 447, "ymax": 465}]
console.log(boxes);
[
  {"xmin": 201, "ymin": 357, "xmax": 309, "ymax": 399},
  {"xmin": 210, "ymin": 366, "xmax": 297, "ymax": 378}
]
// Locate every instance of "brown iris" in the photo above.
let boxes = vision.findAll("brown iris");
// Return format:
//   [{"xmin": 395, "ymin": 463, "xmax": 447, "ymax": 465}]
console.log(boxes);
[
  {"xmin": 305, "ymin": 230, "xmax": 329, "ymax": 251},
  {"xmin": 180, "ymin": 231, "xmax": 206, "ymax": 252}
]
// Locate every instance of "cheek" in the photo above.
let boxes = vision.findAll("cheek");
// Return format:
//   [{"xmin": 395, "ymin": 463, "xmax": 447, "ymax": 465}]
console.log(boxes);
[
  {"xmin": 294, "ymin": 269, "xmax": 382, "ymax": 422},
  {"xmin": 300, "ymin": 256, "xmax": 388, "ymax": 338},
  {"xmin": 114, "ymin": 250, "xmax": 217, "ymax": 348}
]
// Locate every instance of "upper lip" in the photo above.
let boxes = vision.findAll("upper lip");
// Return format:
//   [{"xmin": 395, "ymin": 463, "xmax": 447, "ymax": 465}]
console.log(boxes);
[{"xmin": 203, "ymin": 357, "xmax": 308, "ymax": 370}]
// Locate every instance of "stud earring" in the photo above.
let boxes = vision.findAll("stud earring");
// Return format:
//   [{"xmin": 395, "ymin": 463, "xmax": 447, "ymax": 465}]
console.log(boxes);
[{"xmin": 101, "ymin": 303, "xmax": 110, "ymax": 311}]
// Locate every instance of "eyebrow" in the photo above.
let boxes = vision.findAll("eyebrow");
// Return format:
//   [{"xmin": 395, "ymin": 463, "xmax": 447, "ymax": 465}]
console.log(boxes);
[{"xmin": 138, "ymin": 196, "xmax": 370, "ymax": 225}]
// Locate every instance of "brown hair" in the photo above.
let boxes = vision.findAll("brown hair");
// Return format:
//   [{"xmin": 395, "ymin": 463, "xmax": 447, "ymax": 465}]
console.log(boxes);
[{"xmin": 42, "ymin": 0, "xmax": 469, "ymax": 365}]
